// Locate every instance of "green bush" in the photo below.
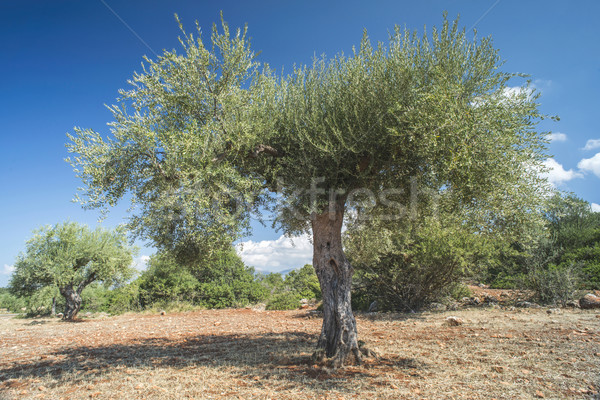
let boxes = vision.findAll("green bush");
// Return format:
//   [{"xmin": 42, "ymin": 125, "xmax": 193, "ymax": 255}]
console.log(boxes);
[
  {"xmin": 81, "ymin": 283, "xmax": 111, "ymax": 313},
  {"xmin": 0, "ymin": 288, "xmax": 27, "ymax": 313},
  {"xmin": 448, "ymin": 283, "xmax": 472, "ymax": 301},
  {"xmin": 137, "ymin": 248, "xmax": 269, "ymax": 310},
  {"xmin": 284, "ymin": 264, "xmax": 321, "ymax": 300},
  {"xmin": 106, "ymin": 282, "xmax": 142, "ymax": 314},
  {"xmin": 527, "ymin": 264, "xmax": 581, "ymax": 306},
  {"xmin": 138, "ymin": 254, "xmax": 200, "ymax": 307},
  {"xmin": 266, "ymin": 292, "xmax": 301, "ymax": 310},
  {"xmin": 25, "ymin": 286, "xmax": 61, "ymax": 316},
  {"xmin": 347, "ymin": 216, "xmax": 494, "ymax": 312}
]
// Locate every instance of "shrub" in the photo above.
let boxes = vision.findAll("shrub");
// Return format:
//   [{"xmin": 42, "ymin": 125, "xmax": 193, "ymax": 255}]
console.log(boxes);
[
  {"xmin": 527, "ymin": 264, "xmax": 581, "ymax": 306},
  {"xmin": 81, "ymin": 283, "xmax": 111, "ymax": 313},
  {"xmin": 25, "ymin": 286, "xmax": 61, "ymax": 316},
  {"xmin": 106, "ymin": 282, "xmax": 142, "ymax": 314},
  {"xmin": 266, "ymin": 292, "xmax": 301, "ymax": 310},
  {"xmin": 284, "ymin": 264, "xmax": 321, "ymax": 300},
  {"xmin": 448, "ymin": 282, "xmax": 472, "ymax": 301},
  {"xmin": 138, "ymin": 254, "xmax": 200, "ymax": 307},
  {"xmin": 347, "ymin": 215, "xmax": 495, "ymax": 312},
  {"xmin": 0, "ymin": 289, "xmax": 27, "ymax": 313}
]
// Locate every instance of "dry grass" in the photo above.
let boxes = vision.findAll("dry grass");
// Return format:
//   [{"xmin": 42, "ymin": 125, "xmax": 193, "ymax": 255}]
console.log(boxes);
[{"xmin": 0, "ymin": 306, "xmax": 599, "ymax": 400}]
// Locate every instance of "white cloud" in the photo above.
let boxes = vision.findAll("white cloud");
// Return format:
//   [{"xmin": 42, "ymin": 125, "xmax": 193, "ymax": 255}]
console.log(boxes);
[
  {"xmin": 471, "ymin": 86, "xmax": 533, "ymax": 108},
  {"xmin": 591, "ymin": 203, "xmax": 600, "ymax": 213},
  {"xmin": 547, "ymin": 132, "xmax": 567, "ymax": 142},
  {"xmin": 236, "ymin": 234, "xmax": 313, "ymax": 273},
  {"xmin": 502, "ymin": 86, "xmax": 533, "ymax": 100},
  {"xmin": 578, "ymin": 153, "xmax": 600, "ymax": 178},
  {"xmin": 1, "ymin": 264, "xmax": 15, "ymax": 275},
  {"xmin": 533, "ymin": 79, "xmax": 552, "ymax": 90},
  {"xmin": 583, "ymin": 139, "xmax": 600, "ymax": 151},
  {"xmin": 132, "ymin": 255, "xmax": 151, "ymax": 271},
  {"xmin": 542, "ymin": 158, "xmax": 583, "ymax": 186}
]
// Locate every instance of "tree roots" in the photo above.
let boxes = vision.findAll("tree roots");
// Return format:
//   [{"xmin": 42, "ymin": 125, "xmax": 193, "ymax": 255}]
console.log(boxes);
[{"xmin": 311, "ymin": 342, "xmax": 378, "ymax": 369}]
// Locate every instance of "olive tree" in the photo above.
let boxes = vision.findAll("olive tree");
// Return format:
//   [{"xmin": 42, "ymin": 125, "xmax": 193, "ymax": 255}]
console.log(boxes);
[
  {"xmin": 67, "ymin": 15, "xmax": 550, "ymax": 366},
  {"xmin": 10, "ymin": 222, "xmax": 135, "ymax": 320}
]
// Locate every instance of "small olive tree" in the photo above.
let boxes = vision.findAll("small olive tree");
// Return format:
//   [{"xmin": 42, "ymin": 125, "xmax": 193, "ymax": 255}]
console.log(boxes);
[
  {"xmin": 10, "ymin": 222, "xmax": 135, "ymax": 320},
  {"xmin": 68, "ymin": 15, "xmax": 550, "ymax": 366}
]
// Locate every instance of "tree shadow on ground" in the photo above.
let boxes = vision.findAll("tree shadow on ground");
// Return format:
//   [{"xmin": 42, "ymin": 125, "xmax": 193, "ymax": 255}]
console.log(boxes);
[{"xmin": 0, "ymin": 330, "xmax": 427, "ymax": 392}]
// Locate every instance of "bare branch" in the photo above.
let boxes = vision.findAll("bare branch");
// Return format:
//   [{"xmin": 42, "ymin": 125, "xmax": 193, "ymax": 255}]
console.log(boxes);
[{"xmin": 249, "ymin": 144, "xmax": 282, "ymax": 158}]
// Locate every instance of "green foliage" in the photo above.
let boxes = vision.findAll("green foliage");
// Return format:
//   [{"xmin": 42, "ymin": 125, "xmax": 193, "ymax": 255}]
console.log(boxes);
[
  {"xmin": 448, "ymin": 282, "xmax": 473, "ymax": 301},
  {"xmin": 25, "ymin": 286, "xmax": 61, "ymax": 316},
  {"xmin": 138, "ymin": 248, "xmax": 268, "ymax": 309},
  {"xmin": 346, "ymin": 213, "xmax": 498, "ymax": 311},
  {"xmin": 0, "ymin": 288, "xmax": 27, "ymax": 313},
  {"xmin": 138, "ymin": 254, "xmax": 200, "ymax": 306},
  {"xmin": 66, "ymin": 16, "xmax": 265, "ymax": 263},
  {"xmin": 67, "ymin": 14, "xmax": 550, "ymax": 275},
  {"xmin": 546, "ymin": 193, "xmax": 600, "ymax": 288},
  {"xmin": 266, "ymin": 292, "xmax": 301, "ymax": 310},
  {"xmin": 482, "ymin": 191, "xmax": 598, "ymax": 305},
  {"xmin": 526, "ymin": 264, "xmax": 581, "ymax": 306},
  {"xmin": 261, "ymin": 265, "xmax": 320, "ymax": 310},
  {"xmin": 9, "ymin": 222, "xmax": 136, "ymax": 297},
  {"xmin": 284, "ymin": 264, "xmax": 321, "ymax": 300},
  {"xmin": 105, "ymin": 282, "xmax": 141, "ymax": 314},
  {"xmin": 256, "ymin": 272, "xmax": 285, "ymax": 295}
]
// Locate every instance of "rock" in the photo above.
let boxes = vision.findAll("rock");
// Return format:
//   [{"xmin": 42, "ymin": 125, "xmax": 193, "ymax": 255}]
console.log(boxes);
[
  {"xmin": 160, "ymin": 310, "xmax": 167, "ymax": 316},
  {"xmin": 429, "ymin": 302, "xmax": 447, "ymax": 311},
  {"xmin": 300, "ymin": 304, "xmax": 309, "ymax": 309},
  {"xmin": 484, "ymin": 295, "xmax": 499, "ymax": 304},
  {"xmin": 461, "ymin": 297, "xmax": 480, "ymax": 306},
  {"xmin": 446, "ymin": 316, "xmax": 464, "ymax": 326},
  {"xmin": 300, "ymin": 298, "xmax": 309, "ymax": 305},
  {"xmin": 56, "ymin": 313, "xmax": 64, "ymax": 318},
  {"xmin": 447, "ymin": 302, "xmax": 460, "ymax": 311},
  {"xmin": 579, "ymin": 294, "xmax": 600, "ymax": 309},
  {"xmin": 565, "ymin": 300, "xmax": 580, "ymax": 308},
  {"xmin": 546, "ymin": 308, "xmax": 561, "ymax": 314},
  {"xmin": 516, "ymin": 301, "xmax": 540, "ymax": 309}
]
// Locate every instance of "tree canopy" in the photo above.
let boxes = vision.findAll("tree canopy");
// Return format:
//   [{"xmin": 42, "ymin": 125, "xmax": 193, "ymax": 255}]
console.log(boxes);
[
  {"xmin": 10, "ymin": 222, "xmax": 136, "ymax": 320},
  {"xmin": 67, "ymin": 14, "xmax": 551, "ymax": 366}
]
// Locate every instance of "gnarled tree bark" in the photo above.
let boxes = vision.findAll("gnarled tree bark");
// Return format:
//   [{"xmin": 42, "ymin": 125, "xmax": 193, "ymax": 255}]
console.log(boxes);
[
  {"xmin": 60, "ymin": 285, "xmax": 82, "ymax": 320},
  {"xmin": 311, "ymin": 197, "xmax": 363, "ymax": 368},
  {"xmin": 59, "ymin": 273, "xmax": 96, "ymax": 321}
]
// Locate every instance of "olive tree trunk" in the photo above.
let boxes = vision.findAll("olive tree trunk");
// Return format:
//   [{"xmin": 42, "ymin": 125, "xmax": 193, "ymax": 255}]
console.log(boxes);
[
  {"xmin": 59, "ymin": 274, "xmax": 95, "ymax": 321},
  {"xmin": 311, "ymin": 198, "xmax": 362, "ymax": 368},
  {"xmin": 60, "ymin": 285, "xmax": 82, "ymax": 320}
]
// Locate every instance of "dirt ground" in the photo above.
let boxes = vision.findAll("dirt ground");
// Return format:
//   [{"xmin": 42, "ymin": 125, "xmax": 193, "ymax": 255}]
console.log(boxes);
[{"xmin": 0, "ymin": 305, "xmax": 599, "ymax": 400}]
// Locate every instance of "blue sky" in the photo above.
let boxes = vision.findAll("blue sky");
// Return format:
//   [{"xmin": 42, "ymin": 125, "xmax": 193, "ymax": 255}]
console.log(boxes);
[{"xmin": 1, "ymin": 0, "xmax": 599, "ymax": 286}]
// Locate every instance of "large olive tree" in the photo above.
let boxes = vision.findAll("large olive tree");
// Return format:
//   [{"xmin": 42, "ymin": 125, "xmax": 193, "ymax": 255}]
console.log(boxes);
[
  {"xmin": 67, "ymin": 15, "xmax": 550, "ymax": 366},
  {"xmin": 10, "ymin": 222, "xmax": 135, "ymax": 320}
]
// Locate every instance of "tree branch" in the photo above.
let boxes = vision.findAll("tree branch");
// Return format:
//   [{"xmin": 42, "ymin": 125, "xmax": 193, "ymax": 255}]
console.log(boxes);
[
  {"xmin": 212, "ymin": 143, "xmax": 283, "ymax": 162},
  {"xmin": 249, "ymin": 144, "xmax": 283, "ymax": 158},
  {"xmin": 77, "ymin": 272, "xmax": 97, "ymax": 294}
]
